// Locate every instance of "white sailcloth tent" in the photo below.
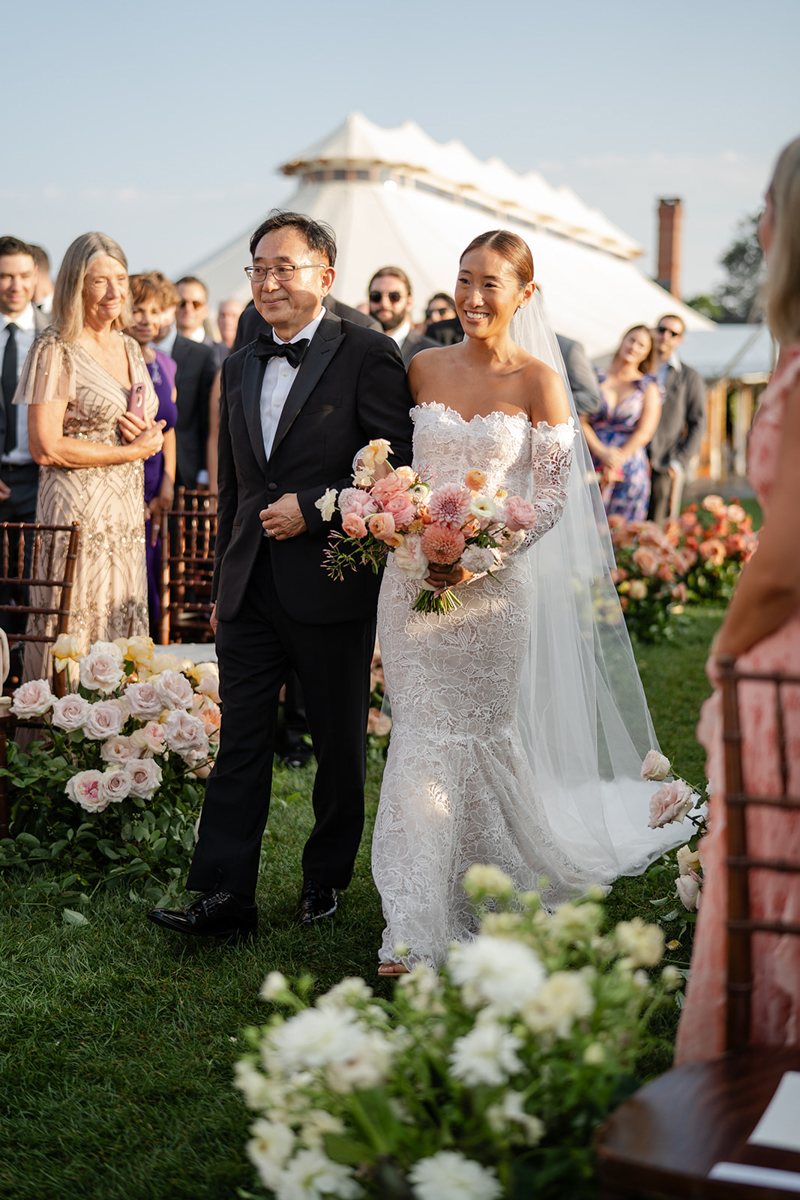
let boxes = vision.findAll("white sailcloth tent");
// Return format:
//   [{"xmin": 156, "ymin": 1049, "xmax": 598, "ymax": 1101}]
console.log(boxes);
[{"xmin": 189, "ymin": 113, "xmax": 712, "ymax": 358}]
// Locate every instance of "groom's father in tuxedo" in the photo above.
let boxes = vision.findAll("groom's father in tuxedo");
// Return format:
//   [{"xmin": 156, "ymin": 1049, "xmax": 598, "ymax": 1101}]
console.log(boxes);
[{"xmin": 149, "ymin": 212, "xmax": 414, "ymax": 939}]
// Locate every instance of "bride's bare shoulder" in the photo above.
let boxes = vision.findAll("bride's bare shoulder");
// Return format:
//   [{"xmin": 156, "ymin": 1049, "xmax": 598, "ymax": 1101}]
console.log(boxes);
[
  {"xmin": 519, "ymin": 353, "xmax": 571, "ymax": 426},
  {"xmin": 407, "ymin": 343, "xmax": 457, "ymax": 396}
]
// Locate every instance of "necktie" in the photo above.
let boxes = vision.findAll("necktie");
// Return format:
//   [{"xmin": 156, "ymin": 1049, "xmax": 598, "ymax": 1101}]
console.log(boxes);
[
  {"xmin": 2, "ymin": 322, "xmax": 19, "ymax": 455},
  {"xmin": 253, "ymin": 332, "xmax": 310, "ymax": 370}
]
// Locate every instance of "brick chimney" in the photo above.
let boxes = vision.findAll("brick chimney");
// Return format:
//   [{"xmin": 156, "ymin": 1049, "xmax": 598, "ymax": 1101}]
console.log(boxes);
[{"xmin": 656, "ymin": 198, "xmax": 683, "ymax": 298}]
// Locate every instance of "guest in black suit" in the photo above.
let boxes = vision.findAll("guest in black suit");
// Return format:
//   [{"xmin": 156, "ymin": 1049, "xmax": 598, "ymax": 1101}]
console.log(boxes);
[
  {"xmin": 368, "ymin": 266, "xmax": 438, "ymax": 365},
  {"xmin": 555, "ymin": 334, "xmax": 602, "ymax": 417},
  {"xmin": 149, "ymin": 212, "xmax": 414, "ymax": 939}
]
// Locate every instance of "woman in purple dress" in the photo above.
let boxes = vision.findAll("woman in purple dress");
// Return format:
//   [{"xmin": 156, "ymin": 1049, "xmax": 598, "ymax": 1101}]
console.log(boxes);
[
  {"xmin": 579, "ymin": 325, "xmax": 661, "ymax": 521},
  {"xmin": 125, "ymin": 274, "xmax": 178, "ymax": 626}
]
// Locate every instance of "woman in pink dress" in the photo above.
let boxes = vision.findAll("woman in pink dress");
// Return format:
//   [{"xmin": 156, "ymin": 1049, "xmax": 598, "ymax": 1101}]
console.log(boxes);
[{"xmin": 676, "ymin": 136, "xmax": 800, "ymax": 1063}]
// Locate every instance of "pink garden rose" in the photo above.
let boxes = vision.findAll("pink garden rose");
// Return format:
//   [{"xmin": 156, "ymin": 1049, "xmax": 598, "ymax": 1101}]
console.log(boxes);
[
  {"xmin": 382, "ymin": 492, "xmax": 417, "ymax": 529},
  {"xmin": 99, "ymin": 767, "xmax": 132, "ymax": 804},
  {"xmin": 699, "ymin": 538, "xmax": 726, "ymax": 567},
  {"xmin": 127, "ymin": 758, "xmax": 163, "ymax": 800},
  {"xmin": 83, "ymin": 700, "xmax": 126, "ymax": 741},
  {"xmin": 163, "ymin": 709, "xmax": 208, "ymax": 757},
  {"xmin": 676, "ymin": 870, "xmax": 701, "ymax": 911},
  {"xmin": 153, "ymin": 669, "xmax": 194, "ymax": 711},
  {"xmin": 79, "ymin": 645, "xmax": 124, "ymax": 693},
  {"xmin": 125, "ymin": 681, "xmax": 165, "ymax": 720},
  {"xmin": 641, "ymin": 750, "xmax": 670, "ymax": 781},
  {"xmin": 648, "ymin": 779, "xmax": 694, "ymax": 829},
  {"xmin": 503, "ymin": 495, "xmax": 538, "ymax": 532},
  {"xmin": 420, "ymin": 523, "xmax": 466, "ymax": 565},
  {"xmin": 11, "ymin": 679, "xmax": 56, "ymax": 718},
  {"xmin": 195, "ymin": 674, "xmax": 220, "ymax": 704},
  {"xmin": 632, "ymin": 546, "xmax": 660, "ymax": 576},
  {"xmin": 65, "ymin": 769, "xmax": 108, "ymax": 813},
  {"xmin": 370, "ymin": 474, "xmax": 408, "ymax": 507},
  {"xmin": 427, "ymin": 483, "xmax": 472, "ymax": 529},
  {"xmin": 131, "ymin": 721, "xmax": 167, "ymax": 755},
  {"xmin": 100, "ymin": 735, "xmax": 139, "ymax": 766},
  {"xmin": 342, "ymin": 513, "xmax": 368, "ymax": 539},
  {"xmin": 338, "ymin": 487, "xmax": 378, "ymax": 520},
  {"xmin": 368, "ymin": 512, "xmax": 396, "ymax": 542},
  {"xmin": 51, "ymin": 694, "xmax": 90, "ymax": 732}
]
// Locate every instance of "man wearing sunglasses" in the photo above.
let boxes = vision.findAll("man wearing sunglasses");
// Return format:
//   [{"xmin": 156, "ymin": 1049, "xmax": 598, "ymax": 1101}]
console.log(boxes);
[
  {"xmin": 176, "ymin": 276, "xmax": 216, "ymax": 347},
  {"xmin": 647, "ymin": 314, "xmax": 706, "ymax": 521},
  {"xmin": 368, "ymin": 266, "xmax": 437, "ymax": 366}
]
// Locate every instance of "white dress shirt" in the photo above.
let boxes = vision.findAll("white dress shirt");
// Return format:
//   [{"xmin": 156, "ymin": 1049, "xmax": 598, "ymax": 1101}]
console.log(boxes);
[
  {"xmin": 2, "ymin": 303, "xmax": 36, "ymax": 464},
  {"xmin": 260, "ymin": 308, "xmax": 325, "ymax": 461},
  {"xmin": 36, "ymin": 292, "xmax": 54, "ymax": 316},
  {"xmin": 188, "ymin": 326, "xmax": 206, "ymax": 344},
  {"xmin": 388, "ymin": 320, "xmax": 411, "ymax": 348}
]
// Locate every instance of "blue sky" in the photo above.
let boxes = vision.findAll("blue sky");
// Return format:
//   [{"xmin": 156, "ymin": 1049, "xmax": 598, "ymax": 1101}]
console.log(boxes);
[{"xmin": 5, "ymin": 0, "xmax": 798, "ymax": 297}]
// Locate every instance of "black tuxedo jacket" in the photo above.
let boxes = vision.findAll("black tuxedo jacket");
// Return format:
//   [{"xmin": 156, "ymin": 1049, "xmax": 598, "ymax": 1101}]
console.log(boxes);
[
  {"xmin": 1, "ymin": 306, "xmax": 50, "ymax": 450},
  {"xmin": 213, "ymin": 309, "xmax": 414, "ymax": 625},
  {"xmin": 233, "ymin": 296, "xmax": 381, "ymax": 354},
  {"xmin": 171, "ymin": 333, "xmax": 218, "ymax": 487}
]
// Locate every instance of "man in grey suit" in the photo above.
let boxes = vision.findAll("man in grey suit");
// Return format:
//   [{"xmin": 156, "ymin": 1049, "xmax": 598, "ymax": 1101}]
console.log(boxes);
[
  {"xmin": 368, "ymin": 266, "xmax": 437, "ymax": 366},
  {"xmin": 647, "ymin": 314, "xmax": 706, "ymax": 522},
  {"xmin": 555, "ymin": 334, "xmax": 602, "ymax": 416}
]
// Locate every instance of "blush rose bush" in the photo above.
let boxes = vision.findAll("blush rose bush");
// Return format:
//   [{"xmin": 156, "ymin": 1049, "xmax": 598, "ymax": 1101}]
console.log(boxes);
[
  {"xmin": 235, "ymin": 868, "xmax": 681, "ymax": 1200},
  {"xmin": 0, "ymin": 637, "xmax": 220, "ymax": 903}
]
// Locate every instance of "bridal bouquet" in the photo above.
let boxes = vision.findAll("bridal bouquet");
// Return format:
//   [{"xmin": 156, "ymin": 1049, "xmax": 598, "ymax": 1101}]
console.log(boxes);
[
  {"xmin": 316, "ymin": 439, "xmax": 538, "ymax": 614},
  {"xmin": 235, "ymin": 866, "xmax": 680, "ymax": 1200}
]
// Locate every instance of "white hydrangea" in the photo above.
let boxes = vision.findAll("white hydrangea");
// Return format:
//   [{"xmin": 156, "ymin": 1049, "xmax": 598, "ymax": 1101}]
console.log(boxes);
[
  {"xmin": 449, "ymin": 1018, "xmax": 524, "ymax": 1087},
  {"xmin": 246, "ymin": 1118, "xmax": 295, "ymax": 1191},
  {"xmin": 521, "ymin": 970, "xmax": 595, "ymax": 1040},
  {"xmin": 275, "ymin": 1147, "xmax": 362, "ymax": 1200},
  {"xmin": 408, "ymin": 1150, "xmax": 501, "ymax": 1200},
  {"xmin": 447, "ymin": 935, "xmax": 546, "ymax": 1015}
]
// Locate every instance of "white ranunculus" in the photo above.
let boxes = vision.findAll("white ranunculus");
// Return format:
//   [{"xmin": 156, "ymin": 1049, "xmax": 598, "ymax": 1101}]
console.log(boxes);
[
  {"xmin": 468, "ymin": 495, "xmax": 496, "ymax": 522},
  {"xmin": 98, "ymin": 767, "xmax": 132, "ymax": 804},
  {"xmin": 163, "ymin": 709, "xmax": 208, "ymax": 755},
  {"xmin": 100, "ymin": 735, "xmax": 139, "ymax": 766},
  {"xmin": 127, "ymin": 758, "xmax": 163, "ymax": 799},
  {"xmin": 79, "ymin": 647, "xmax": 124, "ymax": 694},
  {"xmin": 448, "ymin": 935, "xmax": 546, "ymax": 1015},
  {"xmin": 314, "ymin": 488, "xmax": 338, "ymax": 522},
  {"xmin": 124, "ymin": 681, "xmax": 165, "ymax": 720},
  {"xmin": 83, "ymin": 700, "xmax": 127, "ymax": 741},
  {"xmin": 521, "ymin": 970, "xmax": 595, "ymax": 1039},
  {"xmin": 153, "ymin": 669, "xmax": 194, "ymax": 711},
  {"xmin": 615, "ymin": 918, "xmax": 665, "ymax": 968},
  {"xmin": 392, "ymin": 533, "xmax": 429, "ymax": 580},
  {"xmin": 50, "ymin": 693, "xmax": 90, "ymax": 732},
  {"xmin": 275, "ymin": 1147, "xmax": 363, "ymax": 1200},
  {"xmin": 408, "ymin": 1150, "xmax": 501, "ymax": 1200},
  {"xmin": 11, "ymin": 678, "xmax": 56, "ymax": 718},
  {"xmin": 449, "ymin": 1018, "xmax": 524, "ymax": 1086},
  {"xmin": 196, "ymin": 673, "xmax": 220, "ymax": 703},
  {"xmin": 246, "ymin": 1118, "xmax": 295, "ymax": 1192}
]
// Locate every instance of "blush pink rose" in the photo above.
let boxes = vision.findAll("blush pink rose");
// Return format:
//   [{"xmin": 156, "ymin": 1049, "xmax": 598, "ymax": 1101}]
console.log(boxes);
[
  {"xmin": 648, "ymin": 779, "xmax": 694, "ymax": 829},
  {"xmin": 50, "ymin": 694, "xmax": 90, "ymax": 732},
  {"xmin": 338, "ymin": 487, "xmax": 378, "ymax": 519},
  {"xmin": 503, "ymin": 495, "xmax": 538, "ymax": 532},
  {"xmin": 131, "ymin": 721, "xmax": 167, "ymax": 755},
  {"xmin": 128, "ymin": 758, "xmax": 163, "ymax": 799},
  {"xmin": 79, "ymin": 647, "xmax": 124, "ymax": 694},
  {"xmin": 163, "ymin": 709, "xmax": 208, "ymax": 756},
  {"xmin": 382, "ymin": 493, "xmax": 417, "ymax": 529},
  {"xmin": 99, "ymin": 767, "xmax": 132, "ymax": 804},
  {"xmin": 11, "ymin": 679, "xmax": 56, "ymax": 718},
  {"xmin": 100, "ymin": 735, "xmax": 139, "ymax": 766},
  {"xmin": 65, "ymin": 769, "xmax": 108, "ymax": 813},
  {"xmin": 641, "ymin": 750, "xmax": 670, "ymax": 781},
  {"xmin": 124, "ymin": 681, "xmax": 164, "ymax": 720},
  {"xmin": 368, "ymin": 512, "xmax": 396, "ymax": 542},
  {"xmin": 420, "ymin": 523, "xmax": 466, "ymax": 565},
  {"xmin": 153, "ymin": 670, "xmax": 194, "ymax": 711},
  {"xmin": 84, "ymin": 700, "xmax": 127, "ymax": 741},
  {"xmin": 342, "ymin": 513, "xmax": 368, "ymax": 539},
  {"xmin": 676, "ymin": 870, "xmax": 701, "ymax": 911},
  {"xmin": 370, "ymin": 474, "xmax": 408, "ymax": 507}
]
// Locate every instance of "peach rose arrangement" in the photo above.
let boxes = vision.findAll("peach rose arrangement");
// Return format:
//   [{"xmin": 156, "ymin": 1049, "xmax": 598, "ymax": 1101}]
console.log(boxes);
[
  {"xmin": 2, "ymin": 637, "xmax": 220, "ymax": 901},
  {"xmin": 316, "ymin": 439, "xmax": 540, "ymax": 615},
  {"xmin": 640, "ymin": 749, "xmax": 707, "ymax": 928}
]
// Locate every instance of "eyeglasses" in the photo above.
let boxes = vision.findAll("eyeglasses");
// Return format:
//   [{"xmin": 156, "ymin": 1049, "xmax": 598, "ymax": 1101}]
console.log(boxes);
[
  {"xmin": 178, "ymin": 298, "xmax": 205, "ymax": 309},
  {"xmin": 655, "ymin": 325, "xmax": 682, "ymax": 338},
  {"xmin": 244, "ymin": 264, "xmax": 325, "ymax": 284},
  {"xmin": 370, "ymin": 291, "xmax": 403, "ymax": 304}
]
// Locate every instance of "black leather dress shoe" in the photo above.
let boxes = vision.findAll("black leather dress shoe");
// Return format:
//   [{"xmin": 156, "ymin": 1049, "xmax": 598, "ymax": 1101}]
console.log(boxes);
[
  {"xmin": 296, "ymin": 879, "xmax": 337, "ymax": 926},
  {"xmin": 148, "ymin": 890, "xmax": 257, "ymax": 939}
]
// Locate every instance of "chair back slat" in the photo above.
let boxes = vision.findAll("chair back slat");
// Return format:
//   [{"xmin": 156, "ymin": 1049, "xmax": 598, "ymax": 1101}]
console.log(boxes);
[
  {"xmin": 719, "ymin": 655, "xmax": 800, "ymax": 1052},
  {"xmin": 158, "ymin": 489, "xmax": 217, "ymax": 644}
]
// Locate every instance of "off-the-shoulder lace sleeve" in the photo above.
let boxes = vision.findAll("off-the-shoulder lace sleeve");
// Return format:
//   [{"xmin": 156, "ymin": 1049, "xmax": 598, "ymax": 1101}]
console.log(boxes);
[
  {"xmin": 13, "ymin": 330, "xmax": 76, "ymax": 406},
  {"xmin": 498, "ymin": 419, "xmax": 575, "ymax": 559}
]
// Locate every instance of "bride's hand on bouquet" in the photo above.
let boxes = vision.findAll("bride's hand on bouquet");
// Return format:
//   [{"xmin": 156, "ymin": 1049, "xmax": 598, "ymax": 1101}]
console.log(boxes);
[{"xmin": 426, "ymin": 562, "xmax": 473, "ymax": 596}]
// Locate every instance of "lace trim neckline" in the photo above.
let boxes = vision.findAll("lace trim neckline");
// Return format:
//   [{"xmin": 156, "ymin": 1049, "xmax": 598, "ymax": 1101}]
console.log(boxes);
[{"xmin": 415, "ymin": 401, "xmax": 574, "ymax": 435}]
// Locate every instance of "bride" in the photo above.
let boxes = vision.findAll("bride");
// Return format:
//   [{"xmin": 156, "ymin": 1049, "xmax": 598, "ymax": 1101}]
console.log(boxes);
[{"xmin": 373, "ymin": 230, "xmax": 686, "ymax": 975}]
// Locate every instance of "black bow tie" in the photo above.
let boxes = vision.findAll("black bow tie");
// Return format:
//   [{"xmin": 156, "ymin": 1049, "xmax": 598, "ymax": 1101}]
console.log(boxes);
[{"xmin": 254, "ymin": 333, "xmax": 309, "ymax": 370}]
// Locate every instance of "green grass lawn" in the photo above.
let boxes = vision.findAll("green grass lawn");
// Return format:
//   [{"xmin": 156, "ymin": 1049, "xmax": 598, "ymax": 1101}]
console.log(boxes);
[{"xmin": 0, "ymin": 609, "xmax": 724, "ymax": 1200}]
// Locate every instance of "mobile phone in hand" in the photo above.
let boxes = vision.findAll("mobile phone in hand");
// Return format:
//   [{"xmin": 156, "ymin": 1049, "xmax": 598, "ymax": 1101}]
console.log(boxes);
[{"xmin": 128, "ymin": 382, "xmax": 147, "ymax": 422}]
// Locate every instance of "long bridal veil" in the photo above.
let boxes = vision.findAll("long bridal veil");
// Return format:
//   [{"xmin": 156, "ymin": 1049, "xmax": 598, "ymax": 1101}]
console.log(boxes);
[{"xmin": 511, "ymin": 292, "xmax": 689, "ymax": 879}]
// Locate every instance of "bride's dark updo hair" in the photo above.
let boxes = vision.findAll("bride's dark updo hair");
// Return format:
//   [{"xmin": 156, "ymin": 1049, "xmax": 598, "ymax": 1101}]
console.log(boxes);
[{"xmin": 460, "ymin": 230, "xmax": 534, "ymax": 289}]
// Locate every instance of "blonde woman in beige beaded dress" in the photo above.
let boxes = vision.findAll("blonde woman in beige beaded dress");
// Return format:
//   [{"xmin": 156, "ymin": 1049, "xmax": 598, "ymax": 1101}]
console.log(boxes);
[{"xmin": 15, "ymin": 232, "xmax": 165, "ymax": 679}]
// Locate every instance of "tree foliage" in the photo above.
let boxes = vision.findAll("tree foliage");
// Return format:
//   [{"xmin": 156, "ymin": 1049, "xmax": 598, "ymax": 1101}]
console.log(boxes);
[{"xmin": 686, "ymin": 210, "xmax": 764, "ymax": 323}]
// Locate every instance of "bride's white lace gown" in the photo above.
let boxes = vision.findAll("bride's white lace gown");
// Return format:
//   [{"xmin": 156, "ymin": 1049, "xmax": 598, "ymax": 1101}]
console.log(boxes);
[{"xmin": 374, "ymin": 402, "xmax": 588, "ymax": 967}]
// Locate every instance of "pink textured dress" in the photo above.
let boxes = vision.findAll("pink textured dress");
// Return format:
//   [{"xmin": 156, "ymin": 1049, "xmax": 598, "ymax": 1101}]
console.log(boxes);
[{"xmin": 675, "ymin": 355, "xmax": 800, "ymax": 1064}]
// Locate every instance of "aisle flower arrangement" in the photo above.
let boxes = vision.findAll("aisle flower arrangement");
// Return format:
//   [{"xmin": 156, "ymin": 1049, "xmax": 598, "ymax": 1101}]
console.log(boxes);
[
  {"xmin": 235, "ymin": 867, "xmax": 680, "ymax": 1200},
  {"xmin": 0, "ymin": 636, "xmax": 219, "ymax": 900},
  {"xmin": 608, "ymin": 496, "xmax": 758, "ymax": 642},
  {"xmin": 317, "ymin": 439, "xmax": 539, "ymax": 615}
]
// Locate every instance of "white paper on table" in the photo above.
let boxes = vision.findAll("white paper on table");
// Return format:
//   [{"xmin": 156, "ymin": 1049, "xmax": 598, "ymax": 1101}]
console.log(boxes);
[
  {"xmin": 748, "ymin": 1072, "xmax": 800, "ymax": 1153},
  {"xmin": 709, "ymin": 1163, "xmax": 800, "ymax": 1192}
]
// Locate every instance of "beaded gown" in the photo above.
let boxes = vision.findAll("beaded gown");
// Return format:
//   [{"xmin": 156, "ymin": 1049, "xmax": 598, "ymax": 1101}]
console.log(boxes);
[
  {"xmin": 15, "ymin": 331, "xmax": 157, "ymax": 678},
  {"xmin": 373, "ymin": 402, "xmax": 588, "ymax": 968}
]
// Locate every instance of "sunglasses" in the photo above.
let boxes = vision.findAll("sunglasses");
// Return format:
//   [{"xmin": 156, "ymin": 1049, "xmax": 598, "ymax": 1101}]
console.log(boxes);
[
  {"xmin": 426, "ymin": 308, "xmax": 450, "ymax": 319},
  {"xmin": 370, "ymin": 291, "xmax": 403, "ymax": 304},
  {"xmin": 178, "ymin": 298, "xmax": 205, "ymax": 310},
  {"xmin": 655, "ymin": 325, "xmax": 681, "ymax": 337}
]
